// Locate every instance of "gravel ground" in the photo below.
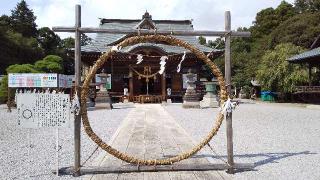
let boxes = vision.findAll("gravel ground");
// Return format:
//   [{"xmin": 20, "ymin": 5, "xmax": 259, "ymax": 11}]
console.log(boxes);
[
  {"xmin": 0, "ymin": 103, "xmax": 131, "ymax": 180},
  {"xmin": 164, "ymin": 102, "xmax": 320, "ymax": 180}
]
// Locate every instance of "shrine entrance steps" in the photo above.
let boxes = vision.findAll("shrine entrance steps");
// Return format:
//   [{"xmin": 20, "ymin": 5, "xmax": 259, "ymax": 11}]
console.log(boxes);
[{"xmin": 83, "ymin": 104, "xmax": 229, "ymax": 180}]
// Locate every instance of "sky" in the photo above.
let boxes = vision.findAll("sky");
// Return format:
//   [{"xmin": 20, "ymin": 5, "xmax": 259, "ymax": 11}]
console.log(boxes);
[{"xmin": 0, "ymin": 0, "xmax": 295, "ymax": 39}]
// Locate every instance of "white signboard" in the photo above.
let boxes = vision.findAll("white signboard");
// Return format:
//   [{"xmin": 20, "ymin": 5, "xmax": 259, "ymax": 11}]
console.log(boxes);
[
  {"xmin": 8, "ymin": 73, "xmax": 58, "ymax": 88},
  {"xmin": 16, "ymin": 93, "xmax": 70, "ymax": 128}
]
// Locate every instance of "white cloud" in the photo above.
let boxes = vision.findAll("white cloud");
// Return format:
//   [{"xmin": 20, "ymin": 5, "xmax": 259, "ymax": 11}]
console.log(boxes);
[{"xmin": 27, "ymin": 0, "xmax": 295, "ymax": 38}]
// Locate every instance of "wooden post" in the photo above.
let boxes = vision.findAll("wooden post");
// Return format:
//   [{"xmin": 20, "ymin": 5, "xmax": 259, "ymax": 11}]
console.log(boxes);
[
  {"xmin": 129, "ymin": 67, "xmax": 133, "ymax": 97},
  {"xmin": 7, "ymin": 87, "xmax": 11, "ymax": 112},
  {"xmin": 74, "ymin": 4, "xmax": 81, "ymax": 177},
  {"xmin": 308, "ymin": 63, "xmax": 312, "ymax": 86},
  {"xmin": 224, "ymin": 11, "xmax": 234, "ymax": 173},
  {"xmin": 161, "ymin": 72, "xmax": 166, "ymax": 101}
]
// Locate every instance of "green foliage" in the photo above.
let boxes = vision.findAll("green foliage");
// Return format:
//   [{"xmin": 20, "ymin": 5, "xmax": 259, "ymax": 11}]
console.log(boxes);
[
  {"xmin": 6, "ymin": 64, "xmax": 39, "ymax": 73},
  {"xmin": 81, "ymin": 33, "xmax": 92, "ymax": 46},
  {"xmin": 34, "ymin": 55, "xmax": 63, "ymax": 73},
  {"xmin": 270, "ymin": 12, "xmax": 320, "ymax": 48},
  {"xmin": 256, "ymin": 43, "xmax": 308, "ymax": 93},
  {"xmin": 0, "ymin": 30, "xmax": 43, "ymax": 73},
  {"xmin": 0, "ymin": 76, "xmax": 8, "ymax": 103},
  {"xmin": 38, "ymin": 27, "xmax": 62, "ymax": 55},
  {"xmin": 295, "ymin": 0, "xmax": 320, "ymax": 12},
  {"xmin": 198, "ymin": 36, "xmax": 206, "ymax": 45},
  {"xmin": 10, "ymin": 0, "xmax": 37, "ymax": 37},
  {"xmin": 251, "ymin": 1, "xmax": 296, "ymax": 38},
  {"xmin": 61, "ymin": 37, "xmax": 75, "ymax": 48}
]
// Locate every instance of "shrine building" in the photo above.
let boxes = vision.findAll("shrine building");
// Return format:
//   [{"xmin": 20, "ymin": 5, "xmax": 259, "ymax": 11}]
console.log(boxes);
[{"xmin": 77, "ymin": 12, "xmax": 223, "ymax": 102}]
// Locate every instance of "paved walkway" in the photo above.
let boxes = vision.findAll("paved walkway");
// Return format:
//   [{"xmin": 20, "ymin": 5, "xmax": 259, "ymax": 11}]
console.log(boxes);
[{"xmin": 84, "ymin": 104, "xmax": 228, "ymax": 180}]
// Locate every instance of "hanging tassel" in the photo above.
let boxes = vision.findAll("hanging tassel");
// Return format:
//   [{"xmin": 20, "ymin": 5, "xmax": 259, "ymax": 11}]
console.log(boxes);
[
  {"xmin": 136, "ymin": 54, "xmax": 143, "ymax": 64},
  {"xmin": 221, "ymin": 98, "xmax": 238, "ymax": 115},
  {"xmin": 159, "ymin": 56, "xmax": 168, "ymax": 75},
  {"xmin": 177, "ymin": 51, "xmax": 186, "ymax": 72}
]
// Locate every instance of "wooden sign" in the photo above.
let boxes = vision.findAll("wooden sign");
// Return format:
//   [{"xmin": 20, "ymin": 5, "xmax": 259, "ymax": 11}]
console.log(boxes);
[{"xmin": 16, "ymin": 93, "xmax": 70, "ymax": 128}]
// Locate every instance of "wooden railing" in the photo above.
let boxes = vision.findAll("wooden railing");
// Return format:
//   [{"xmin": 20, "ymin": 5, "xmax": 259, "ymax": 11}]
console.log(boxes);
[{"xmin": 295, "ymin": 86, "xmax": 320, "ymax": 93}]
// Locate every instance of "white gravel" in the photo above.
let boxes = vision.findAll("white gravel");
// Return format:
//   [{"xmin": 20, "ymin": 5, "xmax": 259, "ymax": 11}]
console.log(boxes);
[
  {"xmin": 164, "ymin": 102, "xmax": 320, "ymax": 180},
  {"xmin": 1, "ymin": 101, "xmax": 320, "ymax": 180},
  {"xmin": 0, "ymin": 103, "xmax": 131, "ymax": 180}
]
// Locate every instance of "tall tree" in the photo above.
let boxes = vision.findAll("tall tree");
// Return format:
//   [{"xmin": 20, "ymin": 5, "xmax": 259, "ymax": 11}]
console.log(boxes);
[
  {"xmin": 10, "ymin": 0, "xmax": 37, "ymax": 37},
  {"xmin": 251, "ymin": 1, "xmax": 296, "ymax": 38},
  {"xmin": 38, "ymin": 27, "xmax": 61, "ymax": 55}
]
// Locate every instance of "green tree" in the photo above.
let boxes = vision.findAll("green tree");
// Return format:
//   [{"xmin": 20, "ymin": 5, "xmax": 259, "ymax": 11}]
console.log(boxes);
[
  {"xmin": 38, "ymin": 27, "xmax": 62, "ymax": 55},
  {"xmin": 61, "ymin": 37, "xmax": 75, "ymax": 48},
  {"xmin": 295, "ymin": 0, "xmax": 320, "ymax": 12},
  {"xmin": 251, "ymin": 1, "xmax": 296, "ymax": 38},
  {"xmin": 198, "ymin": 36, "xmax": 206, "ymax": 45},
  {"xmin": 256, "ymin": 43, "xmax": 308, "ymax": 93},
  {"xmin": 10, "ymin": 0, "xmax": 37, "ymax": 37},
  {"xmin": 34, "ymin": 55, "xmax": 63, "ymax": 73},
  {"xmin": 81, "ymin": 33, "xmax": 92, "ymax": 46},
  {"xmin": 270, "ymin": 12, "xmax": 320, "ymax": 48}
]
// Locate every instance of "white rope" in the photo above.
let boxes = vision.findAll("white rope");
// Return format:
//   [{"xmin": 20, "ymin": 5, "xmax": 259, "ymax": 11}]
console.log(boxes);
[{"xmin": 221, "ymin": 98, "xmax": 238, "ymax": 115}]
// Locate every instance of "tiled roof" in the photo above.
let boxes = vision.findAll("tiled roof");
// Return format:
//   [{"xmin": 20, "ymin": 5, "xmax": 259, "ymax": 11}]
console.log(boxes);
[
  {"xmin": 288, "ymin": 47, "xmax": 320, "ymax": 63},
  {"xmin": 81, "ymin": 18, "xmax": 218, "ymax": 54}
]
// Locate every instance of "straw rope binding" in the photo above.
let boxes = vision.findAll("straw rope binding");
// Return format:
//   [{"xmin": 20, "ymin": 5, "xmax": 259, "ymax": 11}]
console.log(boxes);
[{"xmin": 80, "ymin": 34, "xmax": 228, "ymax": 165}]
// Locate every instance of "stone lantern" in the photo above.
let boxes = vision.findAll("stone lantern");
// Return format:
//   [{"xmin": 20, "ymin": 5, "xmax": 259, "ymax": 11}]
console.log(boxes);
[
  {"xmin": 95, "ymin": 72, "xmax": 112, "ymax": 109},
  {"xmin": 182, "ymin": 69, "xmax": 200, "ymax": 108},
  {"xmin": 200, "ymin": 78, "xmax": 219, "ymax": 108}
]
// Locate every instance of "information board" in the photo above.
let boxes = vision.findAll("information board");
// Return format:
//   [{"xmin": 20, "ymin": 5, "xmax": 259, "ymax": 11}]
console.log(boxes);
[
  {"xmin": 8, "ymin": 73, "xmax": 58, "ymax": 88},
  {"xmin": 16, "ymin": 93, "xmax": 70, "ymax": 128},
  {"xmin": 58, "ymin": 75, "xmax": 74, "ymax": 88}
]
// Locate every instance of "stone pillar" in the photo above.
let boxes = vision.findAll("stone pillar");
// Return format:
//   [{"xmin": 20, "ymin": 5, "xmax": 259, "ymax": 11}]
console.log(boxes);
[
  {"xmin": 182, "ymin": 69, "xmax": 200, "ymax": 108},
  {"xmin": 200, "ymin": 81, "xmax": 219, "ymax": 108}
]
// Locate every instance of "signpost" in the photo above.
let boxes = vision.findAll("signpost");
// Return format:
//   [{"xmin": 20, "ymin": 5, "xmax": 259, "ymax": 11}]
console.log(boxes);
[
  {"xmin": 52, "ymin": 5, "xmax": 251, "ymax": 175},
  {"xmin": 16, "ymin": 92, "xmax": 71, "ymax": 177}
]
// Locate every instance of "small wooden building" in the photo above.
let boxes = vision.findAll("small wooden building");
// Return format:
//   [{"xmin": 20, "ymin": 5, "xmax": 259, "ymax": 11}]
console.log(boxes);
[
  {"xmin": 77, "ymin": 12, "xmax": 223, "ymax": 102},
  {"xmin": 288, "ymin": 35, "xmax": 320, "ymax": 102}
]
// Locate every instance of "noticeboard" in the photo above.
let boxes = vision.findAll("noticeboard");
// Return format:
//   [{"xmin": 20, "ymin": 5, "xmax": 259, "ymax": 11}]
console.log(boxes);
[
  {"xmin": 8, "ymin": 73, "xmax": 73, "ymax": 88},
  {"xmin": 16, "ymin": 93, "xmax": 70, "ymax": 128}
]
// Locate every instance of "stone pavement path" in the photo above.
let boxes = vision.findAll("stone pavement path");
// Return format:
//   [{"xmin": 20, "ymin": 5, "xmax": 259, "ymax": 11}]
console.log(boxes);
[{"xmin": 84, "ymin": 104, "xmax": 228, "ymax": 180}]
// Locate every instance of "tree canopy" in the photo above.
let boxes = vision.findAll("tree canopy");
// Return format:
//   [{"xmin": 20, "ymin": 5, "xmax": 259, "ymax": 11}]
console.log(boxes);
[
  {"xmin": 10, "ymin": 0, "xmax": 37, "ymax": 37},
  {"xmin": 256, "ymin": 43, "xmax": 308, "ymax": 93}
]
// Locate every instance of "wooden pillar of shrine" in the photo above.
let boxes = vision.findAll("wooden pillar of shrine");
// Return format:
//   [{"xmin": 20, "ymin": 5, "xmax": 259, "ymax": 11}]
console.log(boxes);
[
  {"xmin": 161, "ymin": 72, "xmax": 166, "ymax": 101},
  {"xmin": 129, "ymin": 67, "xmax": 134, "ymax": 98}
]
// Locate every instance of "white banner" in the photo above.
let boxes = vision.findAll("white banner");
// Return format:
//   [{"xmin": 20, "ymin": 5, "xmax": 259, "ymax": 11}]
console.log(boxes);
[{"xmin": 16, "ymin": 93, "xmax": 70, "ymax": 128}]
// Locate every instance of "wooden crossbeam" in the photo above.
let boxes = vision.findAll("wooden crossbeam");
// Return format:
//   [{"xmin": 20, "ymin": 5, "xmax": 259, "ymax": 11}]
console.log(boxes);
[
  {"xmin": 55, "ymin": 163, "xmax": 254, "ymax": 176},
  {"xmin": 52, "ymin": 27, "xmax": 250, "ymax": 37}
]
